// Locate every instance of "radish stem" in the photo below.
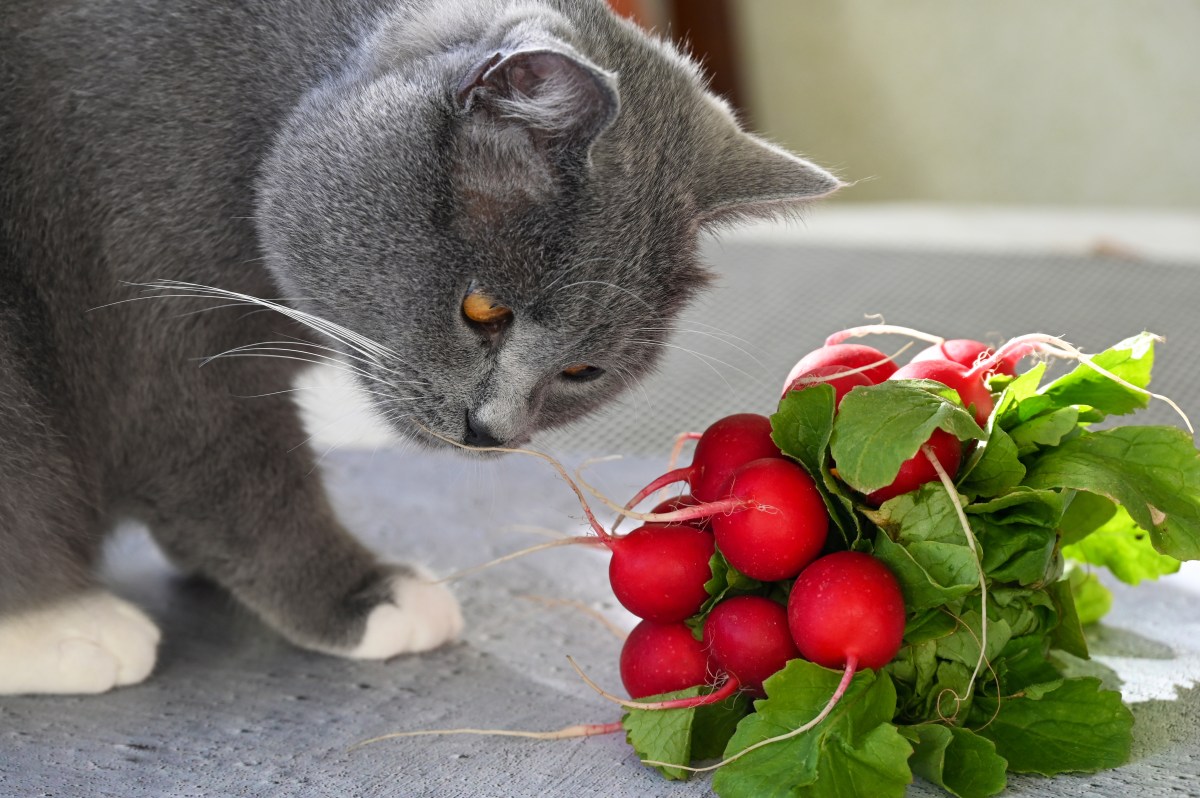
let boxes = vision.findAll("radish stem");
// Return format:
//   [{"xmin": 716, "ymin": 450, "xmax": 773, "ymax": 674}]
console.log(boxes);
[
  {"xmin": 924, "ymin": 445, "xmax": 988, "ymax": 719},
  {"xmin": 643, "ymin": 656, "xmax": 858, "ymax": 773},
  {"xmin": 566, "ymin": 655, "xmax": 739, "ymax": 711},
  {"xmin": 577, "ymin": 458, "xmax": 757, "ymax": 523}
]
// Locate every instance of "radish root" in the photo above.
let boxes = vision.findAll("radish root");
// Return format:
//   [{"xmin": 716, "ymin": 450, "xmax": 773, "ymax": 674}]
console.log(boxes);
[
  {"xmin": 643, "ymin": 656, "xmax": 858, "ymax": 774},
  {"xmin": 825, "ymin": 324, "xmax": 945, "ymax": 347},
  {"xmin": 566, "ymin": 655, "xmax": 739, "ymax": 711},
  {"xmin": 350, "ymin": 721, "xmax": 623, "ymax": 750},
  {"xmin": 924, "ymin": 445, "xmax": 989, "ymax": 720},
  {"xmin": 430, "ymin": 537, "xmax": 605, "ymax": 584},
  {"xmin": 520, "ymin": 595, "xmax": 629, "ymax": 641}
]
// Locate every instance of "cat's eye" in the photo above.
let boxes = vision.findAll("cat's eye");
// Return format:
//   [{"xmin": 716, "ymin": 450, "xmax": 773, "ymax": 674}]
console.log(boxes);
[
  {"xmin": 562, "ymin": 364, "xmax": 605, "ymax": 381},
  {"xmin": 462, "ymin": 287, "xmax": 512, "ymax": 336}
]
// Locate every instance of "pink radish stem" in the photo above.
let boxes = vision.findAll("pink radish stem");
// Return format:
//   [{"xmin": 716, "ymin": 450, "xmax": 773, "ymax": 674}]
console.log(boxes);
[
  {"xmin": 643, "ymin": 656, "xmax": 859, "ymax": 773},
  {"xmin": 577, "ymin": 459, "xmax": 757, "ymax": 524},
  {"xmin": 567, "ymin": 655, "xmax": 740, "ymax": 711}
]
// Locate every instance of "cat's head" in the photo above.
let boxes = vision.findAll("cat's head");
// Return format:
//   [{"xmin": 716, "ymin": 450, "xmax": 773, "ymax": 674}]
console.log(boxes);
[{"xmin": 257, "ymin": 0, "xmax": 840, "ymax": 451}]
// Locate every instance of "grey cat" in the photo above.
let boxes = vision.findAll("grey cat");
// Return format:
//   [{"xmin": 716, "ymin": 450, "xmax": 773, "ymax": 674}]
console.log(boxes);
[{"xmin": 0, "ymin": 0, "xmax": 839, "ymax": 694}]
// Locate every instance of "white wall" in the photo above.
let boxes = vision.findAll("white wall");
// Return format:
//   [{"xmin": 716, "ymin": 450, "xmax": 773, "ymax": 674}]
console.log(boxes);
[{"xmin": 734, "ymin": 0, "xmax": 1200, "ymax": 207}]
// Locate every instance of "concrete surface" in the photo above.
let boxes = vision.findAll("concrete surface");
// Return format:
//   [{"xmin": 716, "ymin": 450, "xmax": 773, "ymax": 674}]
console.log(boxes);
[{"xmin": 4, "ymin": 241, "xmax": 1200, "ymax": 797}]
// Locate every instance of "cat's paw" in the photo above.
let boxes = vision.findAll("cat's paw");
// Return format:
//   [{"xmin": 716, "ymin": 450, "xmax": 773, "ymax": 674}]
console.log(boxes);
[
  {"xmin": 340, "ymin": 568, "xmax": 464, "ymax": 660},
  {"xmin": 0, "ymin": 591, "xmax": 161, "ymax": 695}
]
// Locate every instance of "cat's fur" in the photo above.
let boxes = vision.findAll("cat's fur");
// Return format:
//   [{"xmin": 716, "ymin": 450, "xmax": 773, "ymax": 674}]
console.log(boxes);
[{"xmin": 0, "ymin": 0, "xmax": 839, "ymax": 694}]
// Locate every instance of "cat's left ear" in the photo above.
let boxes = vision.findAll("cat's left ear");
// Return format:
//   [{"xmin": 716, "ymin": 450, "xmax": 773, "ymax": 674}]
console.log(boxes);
[
  {"xmin": 457, "ymin": 48, "xmax": 620, "ymax": 155},
  {"xmin": 696, "ymin": 133, "xmax": 844, "ymax": 225}
]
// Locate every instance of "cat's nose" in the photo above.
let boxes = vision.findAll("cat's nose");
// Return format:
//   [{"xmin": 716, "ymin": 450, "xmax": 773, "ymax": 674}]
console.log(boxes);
[{"xmin": 464, "ymin": 410, "xmax": 504, "ymax": 449}]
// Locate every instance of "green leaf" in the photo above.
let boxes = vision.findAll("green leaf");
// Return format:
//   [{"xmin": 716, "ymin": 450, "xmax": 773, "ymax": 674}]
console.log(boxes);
[
  {"xmin": 1037, "ymin": 333, "xmax": 1156, "ymax": 419},
  {"xmin": 903, "ymin": 724, "xmax": 1008, "ymax": 798},
  {"xmin": 970, "ymin": 677, "xmax": 1133, "ymax": 775},
  {"xmin": 994, "ymin": 362, "xmax": 1048, "ymax": 430},
  {"xmin": 1067, "ymin": 567, "xmax": 1114, "ymax": 626},
  {"xmin": 713, "ymin": 662, "xmax": 912, "ymax": 798},
  {"xmin": 1023, "ymin": 425, "xmax": 1200, "ymax": 560},
  {"xmin": 831, "ymin": 382, "xmax": 985, "ymax": 494},
  {"xmin": 1058, "ymin": 491, "xmax": 1119, "ymax": 546},
  {"xmin": 623, "ymin": 687, "xmax": 750, "ymax": 780},
  {"xmin": 1063, "ymin": 504, "xmax": 1182, "ymax": 584},
  {"xmin": 966, "ymin": 489, "xmax": 1064, "ymax": 586},
  {"xmin": 1044, "ymin": 578, "xmax": 1089, "ymax": 659},
  {"xmin": 701, "ymin": 551, "xmax": 764, "ymax": 614},
  {"xmin": 772, "ymin": 384, "xmax": 837, "ymax": 476},
  {"xmin": 870, "ymin": 486, "xmax": 980, "ymax": 611},
  {"xmin": 1008, "ymin": 407, "xmax": 1080, "ymax": 455},
  {"xmin": 958, "ymin": 425, "xmax": 1026, "ymax": 498}
]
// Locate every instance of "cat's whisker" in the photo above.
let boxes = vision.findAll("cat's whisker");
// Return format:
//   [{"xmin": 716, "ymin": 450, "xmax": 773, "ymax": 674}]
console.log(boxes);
[
  {"xmin": 628, "ymin": 338, "xmax": 764, "ymax": 387},
  {"xmin": 633, "ymin": 326, "xmax": 768, "ymax": 371},
  {"xmin": 550, "ymin": 278, "xmax": 660, "ymax": 318},
  {"xmin": 199, "ymin": 350, "xmax": 400, "ymax": 393},
  {"xmin": 141, "ymin": 280, "xmax": 403, "ymax": 367},
  {"xmin": 199, "ymin": 345, "xmax": 393, "ymax": 387}
]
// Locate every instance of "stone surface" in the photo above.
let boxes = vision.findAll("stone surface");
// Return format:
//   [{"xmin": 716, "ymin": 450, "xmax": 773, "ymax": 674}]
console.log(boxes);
[{"xmin": 4, "ymin": 243, "xmax": 1200, "ymax": 797}]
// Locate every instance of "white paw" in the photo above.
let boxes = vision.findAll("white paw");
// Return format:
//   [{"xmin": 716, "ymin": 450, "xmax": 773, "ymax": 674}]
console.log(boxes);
[
  {"xmin": 0, "ymin": 591, "xmax": 161, "ymax": 695},
  {"xmin": 341, "ymin": 568, "xmax": 464, "ymax": 660}
]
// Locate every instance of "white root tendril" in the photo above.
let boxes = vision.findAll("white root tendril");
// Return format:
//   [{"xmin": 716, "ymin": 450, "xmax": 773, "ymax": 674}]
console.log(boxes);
[
  {"xmin": 349, "ymin": 722, "xmax": 622, "ymax": 750},
  {"xmin": 826, "ymin": 324, "xmax": 945, "ymax": 347},
  {"xmin": 990, "ymin": 333, "xmax": 1193, "ymax": 433},
  {"xmin": 924, "ymin": 445, "xmax": 988, "ymax": 716},
  {"xmin": 641, "ymin": 657, "xmax": 858, "ymax": 774},
  {"xmin": 519, "ymin": 596, "xmax": 628, "ymax": 641}
]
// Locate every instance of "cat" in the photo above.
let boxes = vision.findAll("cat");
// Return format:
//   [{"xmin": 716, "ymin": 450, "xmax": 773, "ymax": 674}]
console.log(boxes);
[{"xmin": 0, "ymin": 0, "xmax": 840, "ymax": 695}]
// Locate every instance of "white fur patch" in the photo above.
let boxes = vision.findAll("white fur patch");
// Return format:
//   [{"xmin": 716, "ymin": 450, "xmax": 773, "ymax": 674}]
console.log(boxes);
[
  {"xmin": 0, "ymin": 591, "xmax": 161, "ymax": 695},
  {"xmin": 336, "ymin": 569, "xmax": 464, "ymax": 660}
]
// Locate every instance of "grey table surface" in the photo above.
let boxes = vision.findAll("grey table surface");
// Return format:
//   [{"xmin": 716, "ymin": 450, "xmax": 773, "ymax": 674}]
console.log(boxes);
[{"xmin": 3, "ymin": 242, "xmax": 1200, "ymax": 797}]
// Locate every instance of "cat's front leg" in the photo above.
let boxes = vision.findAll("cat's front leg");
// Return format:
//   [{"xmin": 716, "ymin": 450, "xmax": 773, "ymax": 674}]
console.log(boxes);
[{"xmin": 133, "ymin": 391, "xmax": 462, "ymax": 660}]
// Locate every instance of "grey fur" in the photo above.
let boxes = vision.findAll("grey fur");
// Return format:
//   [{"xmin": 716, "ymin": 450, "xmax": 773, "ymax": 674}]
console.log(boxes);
[{"xmin": 0, "ymin": 0, "xmax": 838, "ymax": 655}]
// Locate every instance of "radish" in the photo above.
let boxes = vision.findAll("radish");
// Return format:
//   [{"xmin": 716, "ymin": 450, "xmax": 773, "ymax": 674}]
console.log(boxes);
[
  {"xmin": 782, "ymin": 343, "xmax": 898, "ymax": 397},
  {"xmin": 865, "ymin": 427, "xmax": 963, "ymax": 505},
  {"xmin": 712, "ymin": 458, "xmax": 829, "ymax": 581},
  {"xmin": 787, "ymin": 551, "xmax": 906, "ymax": 671},
  {"xmin": 620, "ymin": 414, "xmax": 784, "ymax": 511},
  {"xmin": 703, "ymin": 596, "xmax": 799, "ymax": 697},
  {"xmin": 890, "ymin": 358, "xmax": 995, "ymax": 427},
  {"xmin": 647, "ymin": 551, "xmax": 908, "ymax": 775},
  {"xmin": 782, "ymin": 364, "xmax": 874, "ymax": 405},
  {"xmin": 608, "ymin": 525, "xmax": 715, "ymax": 622},
  {"xmin": 620, "ymin": 620, "xmax": 712, "ymax": 699}
]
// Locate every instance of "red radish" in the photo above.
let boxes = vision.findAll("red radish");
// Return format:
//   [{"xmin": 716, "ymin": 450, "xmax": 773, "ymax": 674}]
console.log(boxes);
[
  {"xmin": 782, "ymin": 364, "xmax": 874, "ymax": 405},
  {"xmin": 912, "ymin": 339, "xmax": 1021, "ymax": 376},
  {"xmin": 865, "ymin": 427, "xmax": 963, "ymax": 505},
  {"xmin": 621, "ymin": 414, "xmax": 784, "ymax": 510},
  {"xmin": 620, "ymin": 620, "xmax": 711, "ymax": 699},
  {"xmin": 782, "ymin": 344, "xmax": 898, "ymax": 397},
  {"xmin": 788, "ymin": 551, "xmax": 906, "ymax": 671},
  {"xmin": 703, "ymin": 596, "xmax": 799, "ymax": 696},
  {"xmin": 609, "ymin": 525, "xmax": 715, "ymax": 622},
  {"xmin": 712, "ymin": 458, "xmax": 829, "ymax": 581},
  {"xmin": 890, "ymin": 358, "xmax": 995, "ymax": 427}
]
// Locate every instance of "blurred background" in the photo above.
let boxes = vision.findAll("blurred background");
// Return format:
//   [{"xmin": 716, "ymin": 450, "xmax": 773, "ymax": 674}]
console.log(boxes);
[{"xmin": 610, "ymin": 0, "xmax": 1200, "ymax": 209}]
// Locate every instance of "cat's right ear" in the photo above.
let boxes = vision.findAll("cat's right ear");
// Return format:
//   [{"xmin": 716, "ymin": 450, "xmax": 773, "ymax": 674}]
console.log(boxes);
[{"xmin": 456, "ymin": 49, "xmax": 620, "ymax": 156}]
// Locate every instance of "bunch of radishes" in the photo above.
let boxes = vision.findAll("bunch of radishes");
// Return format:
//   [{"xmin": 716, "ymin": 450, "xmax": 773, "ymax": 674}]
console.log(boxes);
[{"xmin": 609, "ymin": 334, "xmax": 1027, "ymax": 715}]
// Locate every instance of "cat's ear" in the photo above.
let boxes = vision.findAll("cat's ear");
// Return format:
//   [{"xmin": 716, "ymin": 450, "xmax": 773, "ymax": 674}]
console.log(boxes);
[
  {"xmin": 457, "ymin": 49, "xmax": 620, "ymax": 154},
  {"xmin": 696, "ymin": 133, "xmax": 844, "ymax": 226}
]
